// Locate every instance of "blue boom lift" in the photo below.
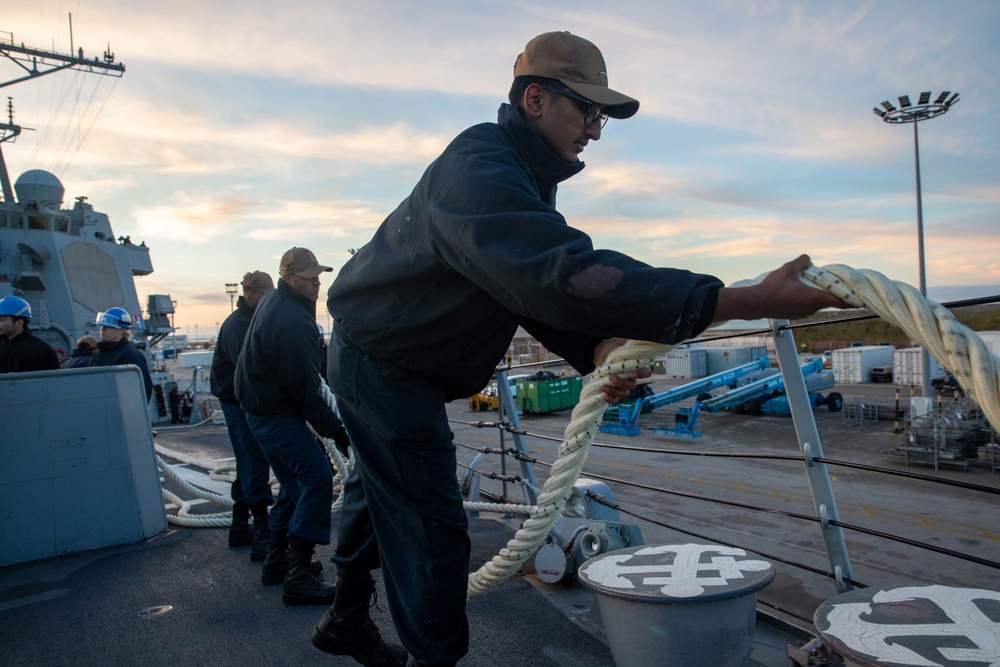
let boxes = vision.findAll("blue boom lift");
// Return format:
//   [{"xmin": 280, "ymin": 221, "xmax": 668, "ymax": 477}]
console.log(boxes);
[
  {"xmin": 658, "ymin": 358, "xmax": 843, "ymax": 439},
  {"xmin": 599, "ymin": 357, "xmax": 771, "ymax": 436}
]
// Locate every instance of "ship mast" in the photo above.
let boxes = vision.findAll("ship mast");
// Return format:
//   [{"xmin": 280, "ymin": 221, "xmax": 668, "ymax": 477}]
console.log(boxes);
[
  {"xmin": 0, "ymin": 16, "xmax": 125, "ymax": 202},
  {"xmin": 0, "ymin": 96, "xmax": 18, "ymax": 202}
]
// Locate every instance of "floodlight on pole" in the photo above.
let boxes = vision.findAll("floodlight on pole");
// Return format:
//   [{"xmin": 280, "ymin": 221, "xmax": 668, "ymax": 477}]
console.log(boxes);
[
  {"xmin": 872, "ymin": 90, "xmax": 959, "ymax": 397},
  {"xmin": 225, "ymin": 282, "xmax": 238, "ymax": 312}
]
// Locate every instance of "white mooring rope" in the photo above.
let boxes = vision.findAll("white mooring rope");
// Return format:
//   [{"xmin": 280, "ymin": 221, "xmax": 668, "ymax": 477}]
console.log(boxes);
[
  {"xmin": 157, "ymin": 452, "xmax": 234, "ymax": 528},
  {"xmin": 466, "ymin": 263, "xmax": 1000, "ymax": 596},
  {"xmin": 156, "ymin": 385, "xmax": 351, "ymax": 527}
]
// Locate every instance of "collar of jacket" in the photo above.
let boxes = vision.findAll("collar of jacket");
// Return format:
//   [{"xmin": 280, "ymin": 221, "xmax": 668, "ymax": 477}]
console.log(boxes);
[
  {"xmin": 497, "ymin": 103, "xmax": 585, "ymax": 192},
  {"xmin": 97, "ymin": 338, "xmax": 129, "ymax": 351},
  {"xmin": 277, "ymin": 277, "xmax": 317, "ymax": 318},
  {"xmin": 235, "ymin": 295, "xmax": 255, "ymax": 315},
  {"xmin": 7, "ymin": 328, "xmax": 31, "ymax": 344}
]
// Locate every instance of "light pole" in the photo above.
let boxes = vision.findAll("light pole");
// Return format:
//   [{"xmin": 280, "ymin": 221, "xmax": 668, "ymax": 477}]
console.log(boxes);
[
  {"xmin": 873, "ymin": 90, "xmax": 959, "ymax": 398},
  {"xmin": 170, "ymin": 299, "xmax": 177, "ymax": 359},
  {"xmin": 225, "ymin": 282, "xmax": 238, "ymax": 312}
]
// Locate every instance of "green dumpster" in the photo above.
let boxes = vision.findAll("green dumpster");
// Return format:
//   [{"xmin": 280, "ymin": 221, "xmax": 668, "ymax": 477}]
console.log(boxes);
[{"xmin": 516, "ymin": 376, "xmax": 582, "ymax": 414}]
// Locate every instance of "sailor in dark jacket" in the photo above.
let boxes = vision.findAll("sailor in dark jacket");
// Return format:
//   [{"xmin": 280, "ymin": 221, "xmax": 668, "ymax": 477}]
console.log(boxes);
[
  {"xmin": 235, "ymin": 247, "xmax": 350, "ymax": 607},
  {"xmin": 319, "ymin": 31, "xmax": 846, "ymax": 667},
  {"xmin": 0, "ymin": 296, "xmax": 60, "ymax": 373},
  {"xmin": 210, "ymin": 271, "xmax": 276, "ymax": 559},
  {"xmin": 61, "ymin": 335, "xmax": 99, "ymax": 369},
  {"xmin": 90, "ymin": 307, "xmax": 154, "ymax": 402}
]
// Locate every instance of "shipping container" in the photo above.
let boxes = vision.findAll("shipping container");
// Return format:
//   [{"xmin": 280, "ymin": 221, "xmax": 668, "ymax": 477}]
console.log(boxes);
[
  {"xmin": 661, "ymin": 349, "xmax": 708, "ymax": 378},
  {"xmin": 893, "ymin": 347, "xmax": 945, "ymax": 386},
  {"xmin": 178, "ymin": 350, "xmax": 215, "ymax": 368},
  {"xmin": 831, "ymin": 346, "xmax": 893, "ymax": 384},
  {"xmin": 704, "ymin": 346, "xmax": 768, "ymax": 375},
  {"xmin": 516, "ymin": 376, "xmax": 583, "ymax": 414}
]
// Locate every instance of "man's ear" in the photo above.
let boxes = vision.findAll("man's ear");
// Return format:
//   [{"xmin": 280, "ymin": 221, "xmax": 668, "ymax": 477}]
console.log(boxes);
[{"xmin": 522, "ymin": 83, "xmax": 545, "ymax": 120}]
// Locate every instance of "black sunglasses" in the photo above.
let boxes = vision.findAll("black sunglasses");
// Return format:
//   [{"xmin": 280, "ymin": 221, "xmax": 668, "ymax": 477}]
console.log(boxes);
[{"xmin": 541, "ymin": 86, "xmax": 609, "ymax": 128}]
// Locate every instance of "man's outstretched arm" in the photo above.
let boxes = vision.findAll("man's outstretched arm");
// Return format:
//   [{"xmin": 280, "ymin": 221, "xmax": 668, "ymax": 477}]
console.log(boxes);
[{"xmin": 714, "ymin": 255, "xmax": 847, "ymax": 322}]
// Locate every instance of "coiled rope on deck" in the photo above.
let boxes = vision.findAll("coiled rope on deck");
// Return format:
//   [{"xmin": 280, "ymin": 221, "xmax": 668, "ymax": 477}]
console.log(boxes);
[
  {"xmin": 155, "ymin": 384, "xmax": 351, "ymax": 527},
  {"xmin": 156, "ymin": 451, "xmax": 234, "ymax": 528},
  {"xmin": 467, "ymin": 263, "xmax": 1000, "ymax": 596}
]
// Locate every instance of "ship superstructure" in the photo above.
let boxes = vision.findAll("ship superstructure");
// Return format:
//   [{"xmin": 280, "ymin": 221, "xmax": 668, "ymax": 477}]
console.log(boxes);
[
  {"xmin": 0, "ymin": 171, "xmax": 174, "ymax": 353},
  {"xmin": 1, "ymin": 27, "xmax": 175, "ymax": 420}
]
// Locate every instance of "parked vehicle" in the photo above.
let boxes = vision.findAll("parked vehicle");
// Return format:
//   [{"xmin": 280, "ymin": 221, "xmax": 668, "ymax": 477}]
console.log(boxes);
[{"xmin": 870, "ymin": 365, "xmax": 893, "ymax": 383}]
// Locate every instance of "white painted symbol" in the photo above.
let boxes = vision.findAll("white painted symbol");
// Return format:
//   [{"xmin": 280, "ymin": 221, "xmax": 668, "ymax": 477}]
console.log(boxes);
[
  {"xmin": 823, "ymin": 585, "xmax": 1000, "ymax": 666},
  {"xmin": 584, "ymin": 544, "xmax": 771, "ymax": 597}
]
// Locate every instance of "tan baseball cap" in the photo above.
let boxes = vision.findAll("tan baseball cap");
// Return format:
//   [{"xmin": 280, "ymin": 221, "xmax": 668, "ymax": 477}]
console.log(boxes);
[
  {"xmin": 241, "ymin": 270, "xmax": 275, "ymax": 290},
  {"xmin": 513, "ymin": 31, "xmax": 639, "ymax": 119},
  {"xmin": 279, "ymin": 247, "xmax": 332, "ymax": 279},
  {"xmin": 77, "ymin": 334, "xmax": 99, "ymax": 350}
]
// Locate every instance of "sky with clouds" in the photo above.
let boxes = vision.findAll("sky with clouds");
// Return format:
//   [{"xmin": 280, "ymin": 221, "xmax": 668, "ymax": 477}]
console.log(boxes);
[{"xmin": 2, "ymin": 1, "xmax": 998, "ymax": 336}]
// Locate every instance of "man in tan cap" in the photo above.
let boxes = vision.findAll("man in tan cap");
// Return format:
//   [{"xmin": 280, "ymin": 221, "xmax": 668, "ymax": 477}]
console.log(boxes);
[
  {"xmin": 235, "ymin": 249, "xmax": 352, "ymax": 607},
  {"xmin": 210, "ymin": 271, "xmax": 275, "ymax": 560},
  {"xmin": 320, "ymin": 32, "xmax": 845, "ymax": 666},
  {"xmin": 61, "ymin": 334, "xmax": 99, "ymax": 369}
]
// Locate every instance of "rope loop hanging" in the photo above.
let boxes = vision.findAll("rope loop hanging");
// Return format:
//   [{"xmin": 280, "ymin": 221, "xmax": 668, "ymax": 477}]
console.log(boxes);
[{"xmin": 468, "ymin": 263, "xmax": 1000, "ymax": 596}]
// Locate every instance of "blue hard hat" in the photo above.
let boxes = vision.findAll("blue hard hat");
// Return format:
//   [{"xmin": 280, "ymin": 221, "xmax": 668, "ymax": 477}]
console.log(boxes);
[
  {"xmin": 96, "ymin": 307, "xmax": 132, "ymax": 329},
  {"xmin": 0, "ymin": 296, "xmax": 31, "ymax": 318}
]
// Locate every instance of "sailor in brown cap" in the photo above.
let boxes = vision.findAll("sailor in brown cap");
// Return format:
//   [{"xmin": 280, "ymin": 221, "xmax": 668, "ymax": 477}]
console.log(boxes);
[
  {"xmin": 235, "ymin": 248, "xmax": 351, "ymax": 606},
  {"xmin": 210, "ymin": 270, "xmax": 275, "ymax": 559},
  {"xmin": 61, "ymin": 334, "xmax": 99, "ymax": 369},
  {"xmin": 319, "ymin": 32, "xmax": 844, "ymax": 667}
]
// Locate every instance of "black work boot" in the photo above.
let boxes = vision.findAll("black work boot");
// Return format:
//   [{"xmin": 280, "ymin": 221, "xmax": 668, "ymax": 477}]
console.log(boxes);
[
  {"xmin": 261, "ymin": 532, "xmax": 291, "ymax": 585},
  {"xmin": 261, "ymin": 533, "xmax": 325, "ymax": 585},
  {"xmin": 311, "ymin": 570, "xmax": 408, "ymax": 666},
  {"xmin": 249, "ymin": 503, "xmax": 271, "ymax": 562},
  {"xmin": 282, "ymin": 537, "xmax": 337, "ymax": 606},
  {"xmin": 228, "ymin": 501, "xmax": 253, "ymax": 547}
]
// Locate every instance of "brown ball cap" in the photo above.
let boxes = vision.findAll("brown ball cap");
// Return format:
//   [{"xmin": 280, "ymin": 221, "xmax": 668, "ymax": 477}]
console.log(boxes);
[
  {"xmin": 77, "ymin": 334, "xmax": 99, "ymax": 350},
  {"xmin": 279, "ymin": 247, "xmax": 332, "ymax": 279},
  {"xmin": 513, "ymin": 31, "xmax": 639, "ymax": 119},
  {"xmin": 241, "ymin": 270, "xmax": 275, "ymax": 290}
]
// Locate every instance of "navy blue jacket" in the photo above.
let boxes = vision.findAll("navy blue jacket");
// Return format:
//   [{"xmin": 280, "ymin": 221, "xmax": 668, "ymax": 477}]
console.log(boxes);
[
  {"xmin": 235, "ymin": 279, "xmax": 346, "ymax": 440},
  {"xmin": 91, "ymin": 337, "xmax": 154, "ymax": 401},
  {"xmin": 328, "ymin": 103, "xmax": 723, "ymax": 400},
  {"xmin": 0, "ymin": 329, "xmax": 60, "ymax": 373},
  {"xmin": 61, "ymin": 348, "xmax": 96, "ymax": 369},
  {"xmin": 211, "ymin": 295, "xmax": 254, "ymax": 404}
]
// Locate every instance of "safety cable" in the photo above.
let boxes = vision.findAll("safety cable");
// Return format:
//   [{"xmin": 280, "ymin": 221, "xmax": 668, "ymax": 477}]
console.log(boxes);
[
  {"xmin": 454, "ymin": 422, "xmax": 1000, "ymax": 496},
  {"xmin": 461, "ymin": 437, "xmax": 1000, "ymax": 574}
]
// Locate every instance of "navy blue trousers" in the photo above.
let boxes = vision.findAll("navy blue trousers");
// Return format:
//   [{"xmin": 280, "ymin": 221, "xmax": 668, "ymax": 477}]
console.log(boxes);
[
  {"xmin": 246, "ymin": 411, "xmax": 332, "ymax": 545},
  {"xmin": 328, "ymin": 330, "xmax": 470, "ymax": 667},
  {"xmin": 220, "ymin": 401, "xmax": 273, "ymax": 507}
]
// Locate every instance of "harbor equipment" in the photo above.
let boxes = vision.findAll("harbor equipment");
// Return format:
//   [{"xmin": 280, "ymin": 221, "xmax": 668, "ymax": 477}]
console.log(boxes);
[
  {"xmin": 469, "ymin": 374, "xmax": 528, "ymax": 412},
  {"xmin": 600, "ymin": 357, "xmax": 770, "ymax": 436},
  {"xmin": 661, "ymin": 359, "xmax": 842, "ymax": 438}
]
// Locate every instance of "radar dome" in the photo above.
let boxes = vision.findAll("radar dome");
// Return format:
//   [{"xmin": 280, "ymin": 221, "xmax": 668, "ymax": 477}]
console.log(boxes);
[{"xmin": 14, "ymin": 170, "xmax": 65, "ymax": 206}]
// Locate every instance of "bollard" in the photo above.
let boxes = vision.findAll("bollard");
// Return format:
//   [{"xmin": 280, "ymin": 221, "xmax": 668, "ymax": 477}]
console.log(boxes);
[
  {"xmin": 814, "ymin": 584, "xmax": 1000, "ymax": 667},
  {"xmin": 577, "ymin": 543, "xmax": 775, "ymax": 667}
]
